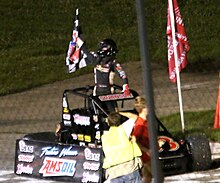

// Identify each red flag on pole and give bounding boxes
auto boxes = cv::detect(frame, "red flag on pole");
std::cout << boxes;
[214,85,220,129]
[167,0,190,82]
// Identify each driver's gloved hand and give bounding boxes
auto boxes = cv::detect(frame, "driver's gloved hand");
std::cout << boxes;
[122,84,130,96]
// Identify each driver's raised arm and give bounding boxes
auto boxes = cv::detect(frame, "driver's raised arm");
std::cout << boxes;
[112,61,130,96]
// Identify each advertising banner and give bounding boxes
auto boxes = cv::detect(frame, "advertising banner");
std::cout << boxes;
[14,139,103,182]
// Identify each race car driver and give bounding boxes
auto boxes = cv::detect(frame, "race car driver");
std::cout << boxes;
[77,38,131,113]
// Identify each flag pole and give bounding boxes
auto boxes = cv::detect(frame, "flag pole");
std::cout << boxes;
[168,0,185,132]
[136,0,164,181]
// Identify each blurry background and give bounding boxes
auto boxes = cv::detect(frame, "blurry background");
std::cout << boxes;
[0,0,219,170]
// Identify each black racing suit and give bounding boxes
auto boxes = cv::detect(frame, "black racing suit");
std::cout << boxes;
[80,45,129,113]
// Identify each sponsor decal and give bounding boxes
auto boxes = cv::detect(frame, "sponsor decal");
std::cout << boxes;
[18,154,34,163]
[63,113,71,120]
[84,148,100,161]
[40,147,59,157]
[62,97,68,108]
[84,135,91,142]
[95,65,109,73]
[81,171,99,183]
[83,162,100,171]
[88,143,96,148]
[93,115,98,122]
[40,146,78,158]
[39,157,76,177]
[158,136,180,152]
[16,164,33,175]
[79,142,86,146]
[71,133,78,140]
[95,131,101,140]
[78,134,84,141]
[73,114,90,126]
[59,146,78,157]
[63,107,69,113]
[19,140,34,153]
[98,93,133,101]
[63,120,71,126]
[94,124,100,129]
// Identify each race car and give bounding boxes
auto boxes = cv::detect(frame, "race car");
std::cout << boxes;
[14,85,212,182]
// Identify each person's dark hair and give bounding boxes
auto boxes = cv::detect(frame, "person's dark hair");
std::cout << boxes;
[107,112,121,127]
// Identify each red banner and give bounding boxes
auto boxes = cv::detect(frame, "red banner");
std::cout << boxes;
[167,0,190,82]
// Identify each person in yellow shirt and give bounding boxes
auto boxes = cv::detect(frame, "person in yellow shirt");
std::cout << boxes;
[101,111,142,183]
[120,96,152,183]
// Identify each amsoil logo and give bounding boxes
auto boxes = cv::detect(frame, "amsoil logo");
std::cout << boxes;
[39,157,76,177]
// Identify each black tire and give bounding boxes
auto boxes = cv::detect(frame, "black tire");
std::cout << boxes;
[23,132,57,142]
[186,134,212,171]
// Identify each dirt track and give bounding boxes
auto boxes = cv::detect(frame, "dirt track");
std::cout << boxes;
[0,61,219,171]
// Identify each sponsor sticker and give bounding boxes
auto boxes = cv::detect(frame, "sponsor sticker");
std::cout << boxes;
[18,154,35,163]
[98,93,133,101]
[83,161,100,171]
[19,140,34,153]
[84,148,100,161]
[158,136,180,152]
[40,147,59,157]
[59,146,78,157]
[78,134,84,141]
[95,131,101,140]
[74,114,90,126]
[84,135,91,142]
[63,107,69,113]
[63,120,71,126]
[82,171,99,183]
[16,164,33,175]
[79,142,86,146]
[71,133,78,140]
[63,114,71,120]
[39,157,76,177]
[88,143,96,148]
